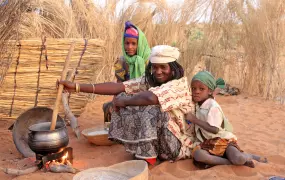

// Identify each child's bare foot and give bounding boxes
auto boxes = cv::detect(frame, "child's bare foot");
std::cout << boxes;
[244,160,255,168]
[251,154,268,163]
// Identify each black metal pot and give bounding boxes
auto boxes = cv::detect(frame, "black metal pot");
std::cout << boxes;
[28,121,69,155]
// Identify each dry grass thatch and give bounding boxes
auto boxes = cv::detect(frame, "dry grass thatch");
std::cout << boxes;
[0,38,105,120]
[0,0,29,85]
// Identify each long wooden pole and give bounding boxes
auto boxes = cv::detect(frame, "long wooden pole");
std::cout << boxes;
[62,69,80,138]
[50,42,75,130]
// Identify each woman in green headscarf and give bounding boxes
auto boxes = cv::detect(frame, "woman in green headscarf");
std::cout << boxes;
[103,21,151,122]
[114,21,151,82]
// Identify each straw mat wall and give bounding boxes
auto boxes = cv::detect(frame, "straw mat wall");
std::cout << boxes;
[0,38,105,121]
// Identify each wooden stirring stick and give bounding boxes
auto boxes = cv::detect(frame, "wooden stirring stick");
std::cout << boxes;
[50,42,75,130]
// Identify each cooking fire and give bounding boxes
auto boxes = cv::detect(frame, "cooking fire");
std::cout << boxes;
[36,147,75,173]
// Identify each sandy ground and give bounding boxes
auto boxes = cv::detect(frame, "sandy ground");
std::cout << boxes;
[0,95,284,180]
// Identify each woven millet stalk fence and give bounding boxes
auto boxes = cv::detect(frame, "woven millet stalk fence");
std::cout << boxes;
[0,38,106,121]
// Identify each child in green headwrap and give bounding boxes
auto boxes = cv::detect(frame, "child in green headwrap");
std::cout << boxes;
[186,71,267,169]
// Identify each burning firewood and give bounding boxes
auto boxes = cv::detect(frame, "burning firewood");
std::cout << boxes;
[48,161,78,173]
[0,149,77,175]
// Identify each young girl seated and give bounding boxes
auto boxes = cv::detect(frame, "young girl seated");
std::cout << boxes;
[186,71,267,168]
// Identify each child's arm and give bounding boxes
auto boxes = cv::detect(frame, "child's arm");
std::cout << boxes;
[185,113,219,134]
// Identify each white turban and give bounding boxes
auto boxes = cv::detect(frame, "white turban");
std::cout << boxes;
[149,45,180,64]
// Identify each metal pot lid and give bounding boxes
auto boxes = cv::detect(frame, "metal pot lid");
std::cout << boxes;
[12,107,64,157]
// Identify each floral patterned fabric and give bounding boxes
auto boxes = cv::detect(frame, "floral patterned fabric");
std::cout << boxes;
[116,76,196,159]
[109,99,182,160]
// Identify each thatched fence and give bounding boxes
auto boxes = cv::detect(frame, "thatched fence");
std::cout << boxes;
[0,38,106,121]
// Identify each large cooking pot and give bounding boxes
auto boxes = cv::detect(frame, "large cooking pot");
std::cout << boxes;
[12,107,65,157]
[28,121,69,155]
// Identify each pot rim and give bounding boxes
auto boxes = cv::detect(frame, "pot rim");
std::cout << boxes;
[28,121,66,132]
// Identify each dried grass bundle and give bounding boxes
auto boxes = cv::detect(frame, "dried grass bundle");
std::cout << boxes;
[0,0,28,85]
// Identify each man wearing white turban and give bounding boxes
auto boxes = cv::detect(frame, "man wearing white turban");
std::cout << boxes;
[58,45,195,165]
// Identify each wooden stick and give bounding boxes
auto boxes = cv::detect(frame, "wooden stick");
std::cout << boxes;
[62,69,80,138]
[0,166,39,176]
[50,42,75,130]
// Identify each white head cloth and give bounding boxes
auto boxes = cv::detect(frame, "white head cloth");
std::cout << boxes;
[150,45,180,64]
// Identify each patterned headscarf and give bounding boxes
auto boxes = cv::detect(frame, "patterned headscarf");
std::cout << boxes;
[124,24,139,39]
[122,21,151,79]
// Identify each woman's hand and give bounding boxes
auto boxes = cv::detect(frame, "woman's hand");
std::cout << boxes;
[113,96,129,108]
[111,96,119,112]
[57,80,76,92]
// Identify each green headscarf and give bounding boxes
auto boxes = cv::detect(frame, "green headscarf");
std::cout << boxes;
[192,71,233,132]
[122,24,151,79]
[192,71,225,90]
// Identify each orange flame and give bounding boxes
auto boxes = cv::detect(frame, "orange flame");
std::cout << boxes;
[61,152,68,162]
